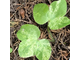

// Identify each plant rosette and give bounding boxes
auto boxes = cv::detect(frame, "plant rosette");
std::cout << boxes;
[33,0,70,30]
[17,24,51,60]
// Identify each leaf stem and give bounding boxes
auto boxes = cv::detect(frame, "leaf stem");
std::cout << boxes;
[47,26,55,42]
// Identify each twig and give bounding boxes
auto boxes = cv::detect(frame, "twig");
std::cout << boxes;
[13,47,18,53]
[48,0,51,4]
[66,8,70,15]
[14,19,32,24]
[33,56,35,60]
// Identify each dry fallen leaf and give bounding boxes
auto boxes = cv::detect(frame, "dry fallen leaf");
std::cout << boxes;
[20,9,25,19]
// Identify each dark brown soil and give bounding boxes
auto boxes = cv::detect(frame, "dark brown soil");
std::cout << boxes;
[10,0,70,60]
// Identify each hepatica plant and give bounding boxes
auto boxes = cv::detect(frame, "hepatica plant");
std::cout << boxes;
[33,0,70,30]
[17,0,70,60]
[17,24,51,60]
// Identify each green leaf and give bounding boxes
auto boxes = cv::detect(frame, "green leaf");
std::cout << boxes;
[18,39,51,60]
[17,24,40,41]
[48,16,70,30]
[33,3,49,24]
[49,0,67,20]
[10,48,12,53]
[18,39,37,58]
[35,39,51,60]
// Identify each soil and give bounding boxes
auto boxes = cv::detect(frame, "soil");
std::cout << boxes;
[10,0,70,60]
